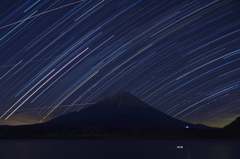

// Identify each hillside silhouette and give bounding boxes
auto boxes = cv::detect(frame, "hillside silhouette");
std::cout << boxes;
[2,92,239,139]
[42,92,208,129]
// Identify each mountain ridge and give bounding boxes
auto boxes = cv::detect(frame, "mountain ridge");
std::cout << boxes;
[223,116,240,131]
[42,92,212,129]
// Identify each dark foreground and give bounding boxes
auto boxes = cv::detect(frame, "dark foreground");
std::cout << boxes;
[0,125,239,139]
[1,139,240,159]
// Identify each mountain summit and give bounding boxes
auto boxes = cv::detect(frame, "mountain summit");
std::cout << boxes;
[43,92,203,128]
[92,91,155,110]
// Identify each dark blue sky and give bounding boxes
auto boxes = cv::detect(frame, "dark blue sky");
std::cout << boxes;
[0,0,239,127]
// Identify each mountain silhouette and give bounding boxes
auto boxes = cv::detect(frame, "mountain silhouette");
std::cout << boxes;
[41,92,208,128]
[221,117,240,138]
[222,117,240,131]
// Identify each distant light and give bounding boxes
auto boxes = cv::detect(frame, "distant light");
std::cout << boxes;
[176,146,183,149]
[185,126,189,128]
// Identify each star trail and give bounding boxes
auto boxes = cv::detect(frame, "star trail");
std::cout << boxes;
[0,0,239,127]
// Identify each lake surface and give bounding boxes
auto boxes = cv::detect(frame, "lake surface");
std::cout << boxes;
[0,139,239,159]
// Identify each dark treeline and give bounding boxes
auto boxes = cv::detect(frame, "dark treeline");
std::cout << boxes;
[0,125,239,139]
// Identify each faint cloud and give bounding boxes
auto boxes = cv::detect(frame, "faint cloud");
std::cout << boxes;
[0,112,55,126]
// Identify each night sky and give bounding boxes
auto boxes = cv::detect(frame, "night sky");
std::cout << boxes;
[0,0,239,127]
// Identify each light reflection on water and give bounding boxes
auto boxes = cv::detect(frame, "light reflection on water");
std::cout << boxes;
[0,139,239,159]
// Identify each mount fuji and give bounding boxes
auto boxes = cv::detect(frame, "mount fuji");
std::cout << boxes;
[41,92,210,129]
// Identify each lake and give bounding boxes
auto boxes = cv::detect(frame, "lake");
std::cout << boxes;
[0,139,239,159]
